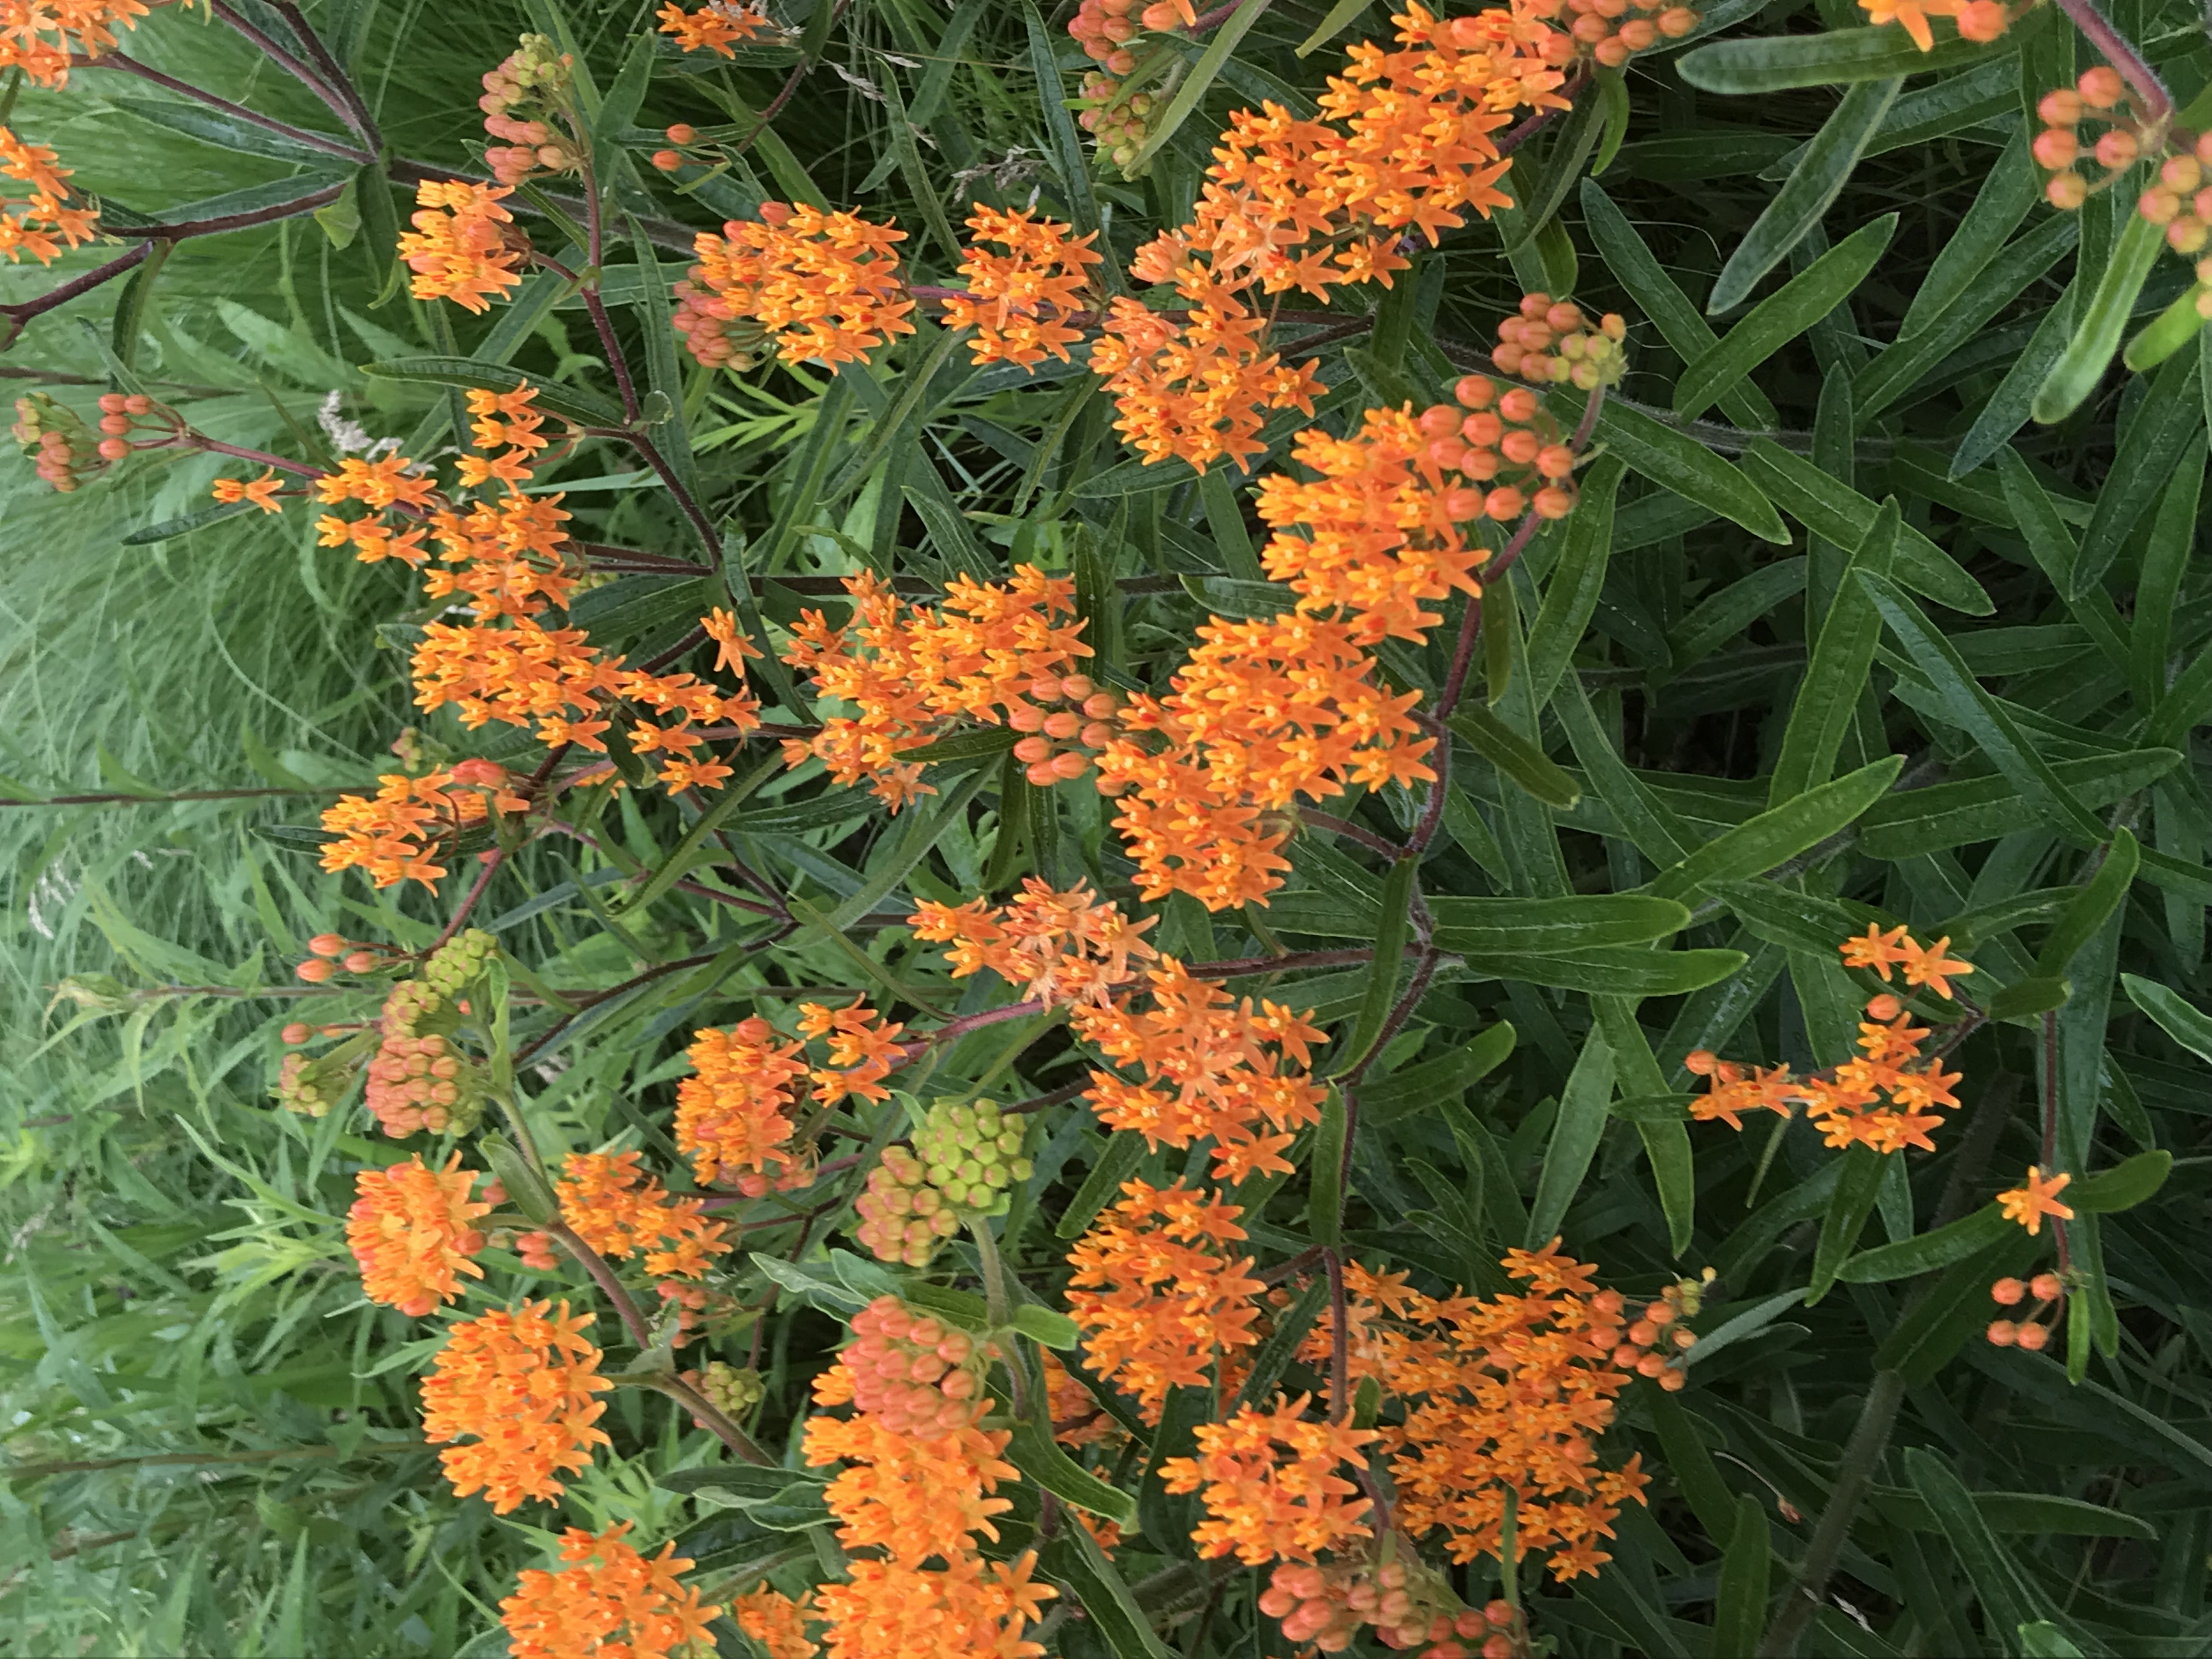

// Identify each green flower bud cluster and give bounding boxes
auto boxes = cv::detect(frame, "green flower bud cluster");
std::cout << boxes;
[273,1032,373,1118]
[686,1360,765,1419]
[421,929,497,1000]
[853,1099,1034,1267]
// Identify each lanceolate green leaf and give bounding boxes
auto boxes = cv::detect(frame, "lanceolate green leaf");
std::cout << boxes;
[1644,755,1903,905]
[2035,204,2165,424]
[1580,179,1779,428]
[1897,127,2039,342]
[2072,346,2203,596]
[1714,1495,1772,1659]
[1839,1206,2011,1283]
[1005,1418,1138,1526]
[2121,975,2212,1064]
[1424,894,1690,953]
[1808,1143,1888,1304]
[1709,80,1901,314]
[1447,706,1582,809]
[1770,498,1898,803]
[1459,946,1747,997]
[1337,856,1416,1073]
[1567,396,1790,543]
[1526,1029,1613,1246]
[1859,572,2108,845]
[1524,453,1622,710]
[2034,829,2138,979]
[1677,214,1895,419]
[1126,0,1275,173]
[1738,438,1991,614]
[1678,28,2006,94]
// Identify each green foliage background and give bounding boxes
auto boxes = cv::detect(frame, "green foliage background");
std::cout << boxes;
[2,1,2210,1656]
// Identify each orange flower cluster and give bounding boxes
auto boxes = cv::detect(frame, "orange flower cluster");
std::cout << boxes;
[1065,1178,1265,1420]
[0,126,98,264]
[943,206,1103,369]
[674,201,915,369]
[1997,1166,2074,1236]
[419,1300,611,1513]
[1071,958,1328,1183]
[911,877,1157,1008]
[733,1589,817,1659]
[656,1,770,55]
[781,567,1093,809]
[1094,612,1434,909]
[795,998,907,1106]
[555,1150,731,1279]
[1859,0,2012,53]
[1090,268,1324,473]
[675,1002,905,1191]
[346,1152,492,1317]
[1688,928,1971,1154]
[292,387,760,843]
[1307,1244,1677,1582]
[803,1365,1055,1658]
[398,180,524,314]
[0,0,151,88]
[318,761,526,889]
[1160,1393,1379,1565]
[499,1523,721,1659]
[1252,380,1577,646]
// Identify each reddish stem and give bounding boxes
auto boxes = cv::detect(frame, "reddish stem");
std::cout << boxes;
[208,0,369,142]
[77,53,370,161]
[2053,0,2172,122]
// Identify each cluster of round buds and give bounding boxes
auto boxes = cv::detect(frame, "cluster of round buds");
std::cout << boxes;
[479,34,579,184]
[1262,1561,1521,1658]
[1428,376,1583,522]
[845,1296,995,1436]
[913,1098,1033,1215]
[1527,0,1700,69]
[12,393,104,492]
[855,1102,1035,1266]
[656,1279,746,1347]
[294,930,407,984]
[1604,1273,1707,1391]
[1068,0,1189,76]
[1075,71,1159,167]
[1492,293,1628,391]
[1987,1271,2066,1351]
[274,1043,365,1119]
[684,1359,766,1419]
[420,927,498,1000]
[90,392,162,463]
[1009,672,1124,787]
[651,122,702,173]
[670,277,770,371]
[2033,69,2168,214]
[855,1148,962,1266]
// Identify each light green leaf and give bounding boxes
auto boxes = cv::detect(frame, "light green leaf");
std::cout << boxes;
[1127,0,1276,173]
[2121,974,2212,1065]
[1678,28,2006,93]
[1447,706,1582,810]
[1527,1030,1614,1245]
[2035,204,2165,424]
[1566,396,1790,544]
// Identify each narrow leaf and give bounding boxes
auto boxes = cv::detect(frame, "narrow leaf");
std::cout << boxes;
[1709,80,1901,314]
[1677,213,1895,418]
[1526,1031,1615,1245]
[1645,755,1903,904]
[2034,205,2165,424]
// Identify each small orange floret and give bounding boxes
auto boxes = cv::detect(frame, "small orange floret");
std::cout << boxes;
[1996,1166,2074,1236]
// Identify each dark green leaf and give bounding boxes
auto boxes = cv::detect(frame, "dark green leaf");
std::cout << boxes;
[1839,1206,2010,1283]
[1057,1133,1147,1239]
[1565,396,1790,544]
[120,498,258,547]
[2069,1148,2172,1214]
[1645,755,1902,904]
[1005,1418,1138,1526]
[1709,81,1901,314]
[1425,894,1690,953]
[1678,213,1894,417]
[1527,1029,1614,1245]
[1809,1143,1887,1304]
[1447,706,1582,809]
[1986,977,2072,1021]
[1714,1494,1771,1659]
[1739,439,1991,614]
[1525,454,1623,709]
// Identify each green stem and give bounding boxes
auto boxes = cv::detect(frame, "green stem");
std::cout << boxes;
[1754,1368,1909,1657]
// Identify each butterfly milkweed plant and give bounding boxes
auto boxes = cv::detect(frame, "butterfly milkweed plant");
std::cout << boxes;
[8,0,2212,1653]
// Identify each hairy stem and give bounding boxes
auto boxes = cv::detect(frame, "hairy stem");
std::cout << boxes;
[1755,1369,1908,1657]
